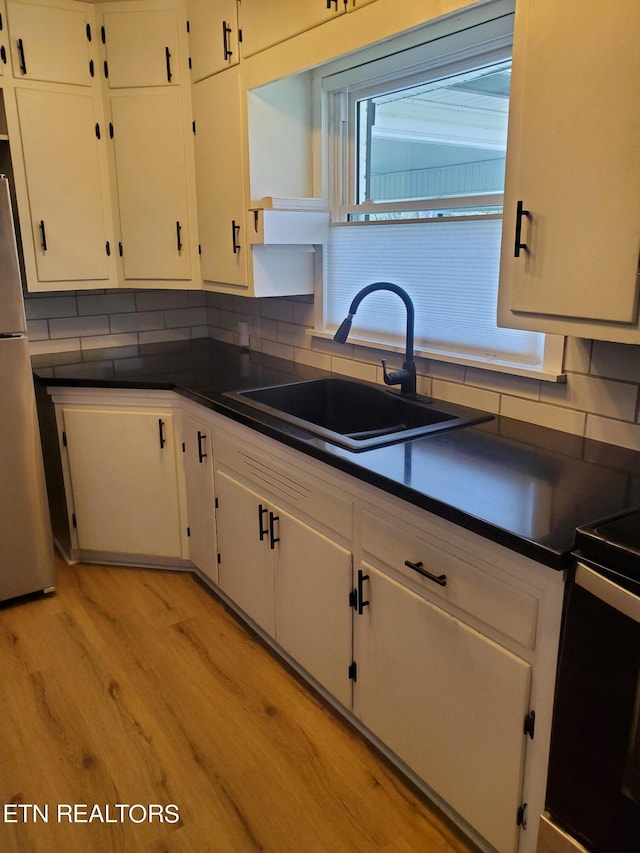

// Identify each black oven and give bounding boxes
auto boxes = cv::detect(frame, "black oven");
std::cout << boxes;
[546,508,640,853]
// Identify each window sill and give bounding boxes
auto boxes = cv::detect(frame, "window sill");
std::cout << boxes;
[309,329,566,383]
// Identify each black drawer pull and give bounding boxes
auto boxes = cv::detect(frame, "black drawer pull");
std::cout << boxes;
[39,220,47,252]
[258,504,268,541]
[357,568,370,615]
[17,37,27,74]
[158,418,166,449]
[197,430,207,463]
[165,46,172,82]
[404,560,447,587]
[231,219,241,254]
[222,20,233,60]
[269,512,279,550]
[514,200,530,258]
[176,220,183,252]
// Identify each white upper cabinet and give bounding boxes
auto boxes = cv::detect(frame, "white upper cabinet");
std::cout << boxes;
[6,0,94,86]
[186,0,239,82]
[15,87,114,287]
[498,0,640,342]
[239,0,346,58]
[110,88,193,282]
[102,6,182,88]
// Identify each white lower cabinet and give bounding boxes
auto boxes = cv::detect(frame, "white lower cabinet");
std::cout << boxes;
[354,562,531,853]
[181,411,218,582]
[51,389,188,562]
[215,457,353,708]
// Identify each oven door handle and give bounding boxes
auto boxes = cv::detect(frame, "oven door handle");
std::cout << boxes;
[576,562,640,623]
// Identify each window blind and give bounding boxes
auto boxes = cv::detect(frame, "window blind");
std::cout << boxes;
[325,219,545,368]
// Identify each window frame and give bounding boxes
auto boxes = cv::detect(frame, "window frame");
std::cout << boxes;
[311,4,565,381]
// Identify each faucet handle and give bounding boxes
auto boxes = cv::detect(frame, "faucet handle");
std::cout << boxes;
[381,359,405,386]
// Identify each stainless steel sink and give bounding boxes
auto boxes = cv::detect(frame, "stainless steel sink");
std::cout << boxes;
[225,377,493,451]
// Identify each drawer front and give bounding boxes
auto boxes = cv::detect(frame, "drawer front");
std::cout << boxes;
[361,510,538,648]
[214,431,353,540]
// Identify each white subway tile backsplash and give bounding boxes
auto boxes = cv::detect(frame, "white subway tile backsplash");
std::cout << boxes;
[21,286,640,452]
[49,315,110,339]
[540,372,638,421]
[586,414,640,452]
[501,395,586,435]
[432,379,501,414]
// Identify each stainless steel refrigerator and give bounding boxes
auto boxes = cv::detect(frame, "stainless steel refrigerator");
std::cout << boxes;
[0,174,56,602]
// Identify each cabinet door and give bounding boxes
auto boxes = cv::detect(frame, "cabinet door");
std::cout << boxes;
[182,414,218,582]
[102,8,181,88]
[239,0,346,58]
[275,507,352,707]
[110,89,192,281]
[354,564,531,853]
[498,0,640,339]
[192,68,247,288]
[16,87,112,285]
[63,408,184,558]
[187,0,238,82]
[7,1,93,86]
[216,471,275,636]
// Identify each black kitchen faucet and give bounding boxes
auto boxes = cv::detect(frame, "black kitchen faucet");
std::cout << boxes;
[333,282,417,397]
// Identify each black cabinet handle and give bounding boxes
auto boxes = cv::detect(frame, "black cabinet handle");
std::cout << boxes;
[269,512,279,550]
[326,0,338,9]
[176,220,182,252]
[39,220,47,252]
[1,45,7,65]
[514,200,530,258]
[222,20,233,60]
[404,559,447,587]
[17,38,27,74]
[158,418,166,449]
[231,219,241,254]
[197,430,207,463]
[258,504,268,541]
[165,46,172,82]
[356,569,370,615]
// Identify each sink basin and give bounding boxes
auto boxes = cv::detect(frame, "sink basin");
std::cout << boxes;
[225,377,493,451]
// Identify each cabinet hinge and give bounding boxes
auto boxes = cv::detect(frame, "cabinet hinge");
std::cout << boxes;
[103,60,109,79]
[105,241,111,256]
[62,431,67,447]
[517,802,528,829]
[524,710,535,739]
[86,23,92,41]
[192,119,196,134]
[95,122,100,140]
[188,57,192,70]
[89,59,94,77]
[186,19,190,33]
[238,28,242,43]
[198,244,202,255]
[348,661,357,682]
[217,553,221,564]
[214,497,219,509]
[109,122,114,139]
[101,25,106,44]
[0,12,3,30]
[72,513,77,529]
[349,588,357,609]
[118,242,123,257]
[181,442,186,452]
[186,527,191,537]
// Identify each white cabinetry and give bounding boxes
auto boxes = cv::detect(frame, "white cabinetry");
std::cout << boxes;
[239,0,346,58]
[498,0,640,342]
[13,86,115,287]
[6,0,93,85]
[186,0,239,82]
[51,389,188,563]
[182,407,218,582]
[102,5,182,88]
[214,429,353,706]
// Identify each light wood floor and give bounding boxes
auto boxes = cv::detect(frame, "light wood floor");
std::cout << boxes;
[0,555,477,853]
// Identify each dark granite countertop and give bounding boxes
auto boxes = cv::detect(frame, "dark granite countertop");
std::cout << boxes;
[33,337,640,571]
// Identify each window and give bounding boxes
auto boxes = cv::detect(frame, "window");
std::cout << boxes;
[315,3,563,380]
